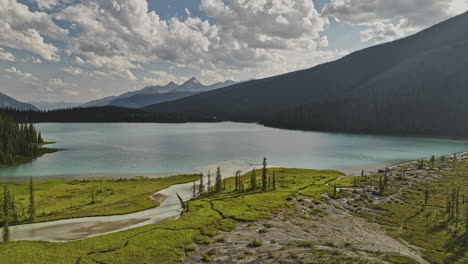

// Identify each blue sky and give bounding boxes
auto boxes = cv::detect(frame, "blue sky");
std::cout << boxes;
[0,0,466,102]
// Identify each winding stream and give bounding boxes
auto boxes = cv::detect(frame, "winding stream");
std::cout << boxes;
[10,160,254,242]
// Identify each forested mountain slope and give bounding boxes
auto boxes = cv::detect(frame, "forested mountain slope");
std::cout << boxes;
[108,92,198,108]
[146,12,468,137]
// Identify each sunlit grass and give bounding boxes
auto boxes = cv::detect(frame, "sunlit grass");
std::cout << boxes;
[0,174,199,223]
[0,168,342,264]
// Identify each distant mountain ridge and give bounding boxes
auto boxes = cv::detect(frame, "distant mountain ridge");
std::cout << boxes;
[109,92,198,108]
[145,11,468,137]
[82,78,236,108]
[0,92,38,111]
[28,101,83,110]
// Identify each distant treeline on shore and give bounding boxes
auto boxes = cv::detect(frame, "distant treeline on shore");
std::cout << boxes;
[0,107,214,123]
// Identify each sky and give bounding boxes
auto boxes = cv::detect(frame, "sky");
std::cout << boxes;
[0,0,467,103]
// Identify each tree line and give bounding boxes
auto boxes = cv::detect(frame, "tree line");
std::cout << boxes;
[190,158,276,202]
[0,107,213,123]
[1,177,36,243]
[0,114,44,165]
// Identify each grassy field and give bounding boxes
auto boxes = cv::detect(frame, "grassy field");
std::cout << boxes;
[0,174,200,223]
[1,162,465,264]
[0,168,342,264]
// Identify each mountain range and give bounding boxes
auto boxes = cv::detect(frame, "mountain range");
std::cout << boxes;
[3,12,468,138]
[0,92,38,111]
[146,11,468,137]
[82,78,236,108]
[28,101,83,110]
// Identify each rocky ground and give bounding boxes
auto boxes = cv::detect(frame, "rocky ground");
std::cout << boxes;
[182,153,468,264]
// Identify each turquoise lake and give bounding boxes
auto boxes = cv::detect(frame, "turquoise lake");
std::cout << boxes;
[0,122,467,177]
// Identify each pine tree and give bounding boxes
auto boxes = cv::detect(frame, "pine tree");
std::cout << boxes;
[0,114,44,166]
[239,173,244,192]
[262,157,267,191]
[2,185,10,243]
[215,167,222,193]
[272,172,276,190]
[198,174,204,196]
[378,176,385,195]
[2,216,9,243]
[423,186,429,211]
[235,171,239,191]
[28,177,36,221]
[268,174,271,189]
[250,169,257,191]
[207,171,211,194]
[192,181,196,198]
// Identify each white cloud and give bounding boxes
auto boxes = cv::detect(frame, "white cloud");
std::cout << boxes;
[53,0,333,83]
[360,19,408,43]
[200,0,327,50]
[199,69,228,84]
[34,0,60,10]
[1,0,351,100]
[75,56,86,66]
[5,67,39,81]
[61,66,83,76]
[322,0,468,43]
[46,78,79,97]
[0,47,15,61]
[144,71,185,86]
[0,0,68,61]
[88,87,103,97]
[318,36,329,48]
[32,57,43,64]
[91,70,106,78]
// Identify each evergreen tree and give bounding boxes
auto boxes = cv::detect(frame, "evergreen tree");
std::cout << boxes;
[207,171,211,194]
[28,177,36,221]
[0,114,44,166]
[272,172,276,190]
[423,186,429,211]
[2,185,10,243]
[250,169,257,191]
[2,216,9,243]
[198,174,204,196]
[239,173,244,192]
[215,167,222,193]
[262,157,267,191]
[192,181,196,198]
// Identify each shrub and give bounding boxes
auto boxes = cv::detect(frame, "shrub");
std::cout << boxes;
[247,240,263,248]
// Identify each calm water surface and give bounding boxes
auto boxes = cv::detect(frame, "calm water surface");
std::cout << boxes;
[0,122,467,177]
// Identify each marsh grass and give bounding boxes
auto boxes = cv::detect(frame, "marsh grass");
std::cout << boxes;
[0,168,342,264]
[0,174,200,223]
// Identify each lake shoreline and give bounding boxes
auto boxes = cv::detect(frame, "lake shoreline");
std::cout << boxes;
[0,147,61,170]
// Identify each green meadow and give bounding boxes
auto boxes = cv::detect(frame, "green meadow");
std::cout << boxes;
[0,174,199,223]
[0,168,342,264]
